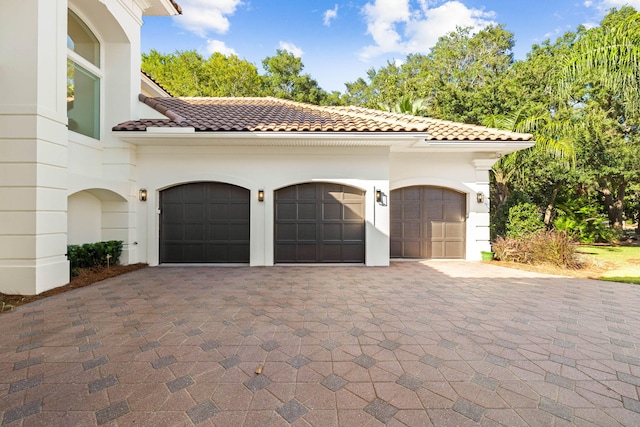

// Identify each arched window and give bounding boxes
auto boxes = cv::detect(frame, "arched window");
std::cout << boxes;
[67,10,101,140]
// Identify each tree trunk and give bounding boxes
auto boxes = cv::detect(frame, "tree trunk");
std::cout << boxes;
[544,182,562,226]
[601,181,626,230]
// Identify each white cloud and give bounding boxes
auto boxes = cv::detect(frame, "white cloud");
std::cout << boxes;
[279,41,304,57]
[587,0,640,11]
[173,0,242,38]
[359,0,496,61]
[204,39,237,56]
[324,4,339,26]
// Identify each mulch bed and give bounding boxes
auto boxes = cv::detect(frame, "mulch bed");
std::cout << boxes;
[0,263,148,312]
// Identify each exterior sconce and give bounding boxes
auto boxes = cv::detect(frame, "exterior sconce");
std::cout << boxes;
[258,189,265,202]
[375,189,386,205]
[139,189,147,202]
[476,192,485,204]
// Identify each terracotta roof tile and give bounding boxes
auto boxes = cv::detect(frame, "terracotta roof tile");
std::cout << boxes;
[113,96,533,142]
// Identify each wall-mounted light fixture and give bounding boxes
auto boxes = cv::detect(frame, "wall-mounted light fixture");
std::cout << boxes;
[476,191,485,204]
[139,189,147,202]
[258,189,265,202]
[376,189,382,203]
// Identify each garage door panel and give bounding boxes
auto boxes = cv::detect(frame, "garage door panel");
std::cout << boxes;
[208,204,229,219]
[230,203,250,220]
[403,221,421,237]
[322,203,342,221]
[230,223,250,240]
[344,203,364,220]
[275,244,296,262]
[343,223,364,241]
[185,224,206,240]
[183,243,205,261]
[162,204,184,220]
[322,223,342,241]
[403,204,421,220]
[276,203,297,220]
[297,244,318,262]
[403,188,421,201]
[184,185,205,201]
[163,224,183,241]
[343,187,363,199]
[298,223,317,240]
[445,223,465,238]
[425,188,443,201]
[390,222,403,237]
[443,204,465,221]
[425,205,442,219]
[276,223,296,241]
[206,244,228,261]
[298,184,318,200]
[391,186,466,259]
[298,203,317,220]
[228,244,250,261]
[185,204,205,220]
[275,183,365,263]
[403,241,421,258]
[431,222,445,239]
[343,244,365,262]
[160,182,250,263]
[208,224,228,240]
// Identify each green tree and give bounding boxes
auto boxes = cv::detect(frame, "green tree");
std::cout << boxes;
[142,50,262,97]
[202,52,262,96]
[261,49,328,104]
[559,7,640,229]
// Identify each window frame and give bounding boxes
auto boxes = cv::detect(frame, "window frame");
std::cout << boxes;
[66,8,103,141]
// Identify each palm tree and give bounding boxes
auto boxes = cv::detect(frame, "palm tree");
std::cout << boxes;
[560,10,640,119]
[559,8,640,229]
[379,96,428,116]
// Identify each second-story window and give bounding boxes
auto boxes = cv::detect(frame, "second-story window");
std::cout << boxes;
[67,10,101,140]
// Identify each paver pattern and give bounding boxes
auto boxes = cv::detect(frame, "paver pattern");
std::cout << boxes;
[1,261,640,426]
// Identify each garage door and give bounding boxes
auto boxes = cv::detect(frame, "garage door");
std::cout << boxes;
[160,182,250,263]
[390,186,466,259]
[275,183,365,263]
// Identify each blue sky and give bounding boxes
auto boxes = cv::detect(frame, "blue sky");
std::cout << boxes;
[141,0,640,92]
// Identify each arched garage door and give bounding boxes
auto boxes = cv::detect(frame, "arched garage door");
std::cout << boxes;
[390,186,466,259]
[160,182,250,263]
[275,183,365,263]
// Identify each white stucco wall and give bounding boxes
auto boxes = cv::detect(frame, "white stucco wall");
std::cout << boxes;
[0,0,152,294]
[68,192,102,244]
[135,145,391,267]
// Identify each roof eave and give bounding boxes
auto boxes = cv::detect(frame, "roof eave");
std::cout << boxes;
[114,130,429,146]
[114,130,534,152]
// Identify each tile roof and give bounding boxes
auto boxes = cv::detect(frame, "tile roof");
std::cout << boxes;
[113,96,533,142]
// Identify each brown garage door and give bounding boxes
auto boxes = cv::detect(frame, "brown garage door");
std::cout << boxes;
[160,182,250,263]
[390,186,466,259]
[275,183,365,263]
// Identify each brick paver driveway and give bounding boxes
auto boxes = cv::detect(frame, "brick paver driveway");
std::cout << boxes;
[1,262,640,426]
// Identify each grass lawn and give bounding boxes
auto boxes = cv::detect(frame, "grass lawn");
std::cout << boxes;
[576,245,640,285]
[491,243,640,285]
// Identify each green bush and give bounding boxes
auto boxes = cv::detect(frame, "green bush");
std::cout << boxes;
[67,240,123,276]
[553,204,621,243]
[506,202,545,239]
[491,191,531,239]
[492,230,579,268]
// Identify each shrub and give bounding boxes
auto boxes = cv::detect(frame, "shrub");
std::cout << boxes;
[491,191,531,239]
[67,240,123,276]
[553,204,621,243]
[492,230,579,268]
[506,203,545,239]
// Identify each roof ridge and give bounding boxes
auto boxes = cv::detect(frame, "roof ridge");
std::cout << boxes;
[138,94,185,122]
